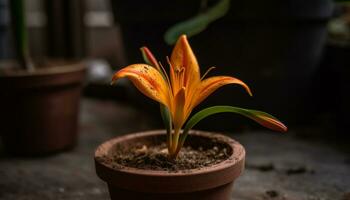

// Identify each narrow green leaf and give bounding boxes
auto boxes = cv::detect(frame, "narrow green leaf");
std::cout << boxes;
[179,106,287,147]
[164,0,230,45]
[160,104,172,135]
[160,104,173,149]
[10,0,34,70]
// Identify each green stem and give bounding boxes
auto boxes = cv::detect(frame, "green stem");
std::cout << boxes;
[173,141,184,159]
[160,104,173,156]
[166,126,173,156]
[173,128,190,158]
[169,128,181,159]
[167,130,172,153]
[10,0,34,70]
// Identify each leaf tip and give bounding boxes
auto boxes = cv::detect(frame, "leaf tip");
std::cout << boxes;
[269,119,288,133]
[280,123,288,132]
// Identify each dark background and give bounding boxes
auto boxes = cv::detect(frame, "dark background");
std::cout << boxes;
[0,0,350,199]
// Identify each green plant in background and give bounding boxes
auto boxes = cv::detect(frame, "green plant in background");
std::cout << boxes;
[328,0,350,45]
[112,35,287,159]
[9,0,34,70]
[164,0,230,45]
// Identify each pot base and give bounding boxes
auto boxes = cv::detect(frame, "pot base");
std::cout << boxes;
[108,182,234,200]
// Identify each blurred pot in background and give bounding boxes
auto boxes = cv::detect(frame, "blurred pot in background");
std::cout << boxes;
[0,0,86,155]
[0,61,85,155]
[320,1,350,138]
[111,0,333,130]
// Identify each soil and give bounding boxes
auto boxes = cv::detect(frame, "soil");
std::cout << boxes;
[107,142,231,172]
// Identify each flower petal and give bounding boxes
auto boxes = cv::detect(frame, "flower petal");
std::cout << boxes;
[173,87,186,130]
[170,35,200,92]
[140,47,160,70]
[191,76,252,108]
[112,64,170,107]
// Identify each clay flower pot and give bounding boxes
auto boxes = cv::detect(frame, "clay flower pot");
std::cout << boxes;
[0,62,86,155]
[95,130,245,200]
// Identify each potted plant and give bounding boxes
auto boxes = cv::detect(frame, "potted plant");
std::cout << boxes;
[0,0,86,155]
[95,35,287,199]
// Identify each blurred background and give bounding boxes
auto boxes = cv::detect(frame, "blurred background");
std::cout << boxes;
[0,0,349,199]
[0,0,348,131]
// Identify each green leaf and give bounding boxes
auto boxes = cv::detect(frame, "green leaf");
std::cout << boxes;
[160,104,172,135]
[160,104,172,149]
[179,106,287,147]
[9,0,34,70]
[164,0,230,45]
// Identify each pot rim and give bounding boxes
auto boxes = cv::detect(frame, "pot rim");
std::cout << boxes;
[0,61,86,89]
[0,61,86,78]
[95,130,245,193]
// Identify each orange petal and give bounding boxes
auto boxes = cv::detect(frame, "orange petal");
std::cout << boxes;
[173,87,186,130]
[112,64,170,107]
[191,76,252,108]
[170,35,200,92]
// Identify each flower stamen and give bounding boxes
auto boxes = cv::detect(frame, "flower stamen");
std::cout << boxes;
[158,61,173,95]
[201,66,216,80]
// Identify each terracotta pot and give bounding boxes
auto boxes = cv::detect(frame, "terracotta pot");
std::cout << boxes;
[95,130,245,200]
[0,62,86,155]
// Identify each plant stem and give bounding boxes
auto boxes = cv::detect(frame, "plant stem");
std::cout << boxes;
[166,128,172,154]
[169,128,181,159]
[173,143,183,159]
[9,0,34,70]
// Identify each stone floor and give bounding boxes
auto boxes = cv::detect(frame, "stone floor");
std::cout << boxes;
[0,98,349,200]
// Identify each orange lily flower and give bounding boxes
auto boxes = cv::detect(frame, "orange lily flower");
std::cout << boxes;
[112,35,252,146]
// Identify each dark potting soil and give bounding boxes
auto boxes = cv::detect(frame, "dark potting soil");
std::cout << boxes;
[107,142,230,172]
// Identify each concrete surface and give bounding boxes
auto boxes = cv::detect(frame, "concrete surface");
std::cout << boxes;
[0,98,349,200]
